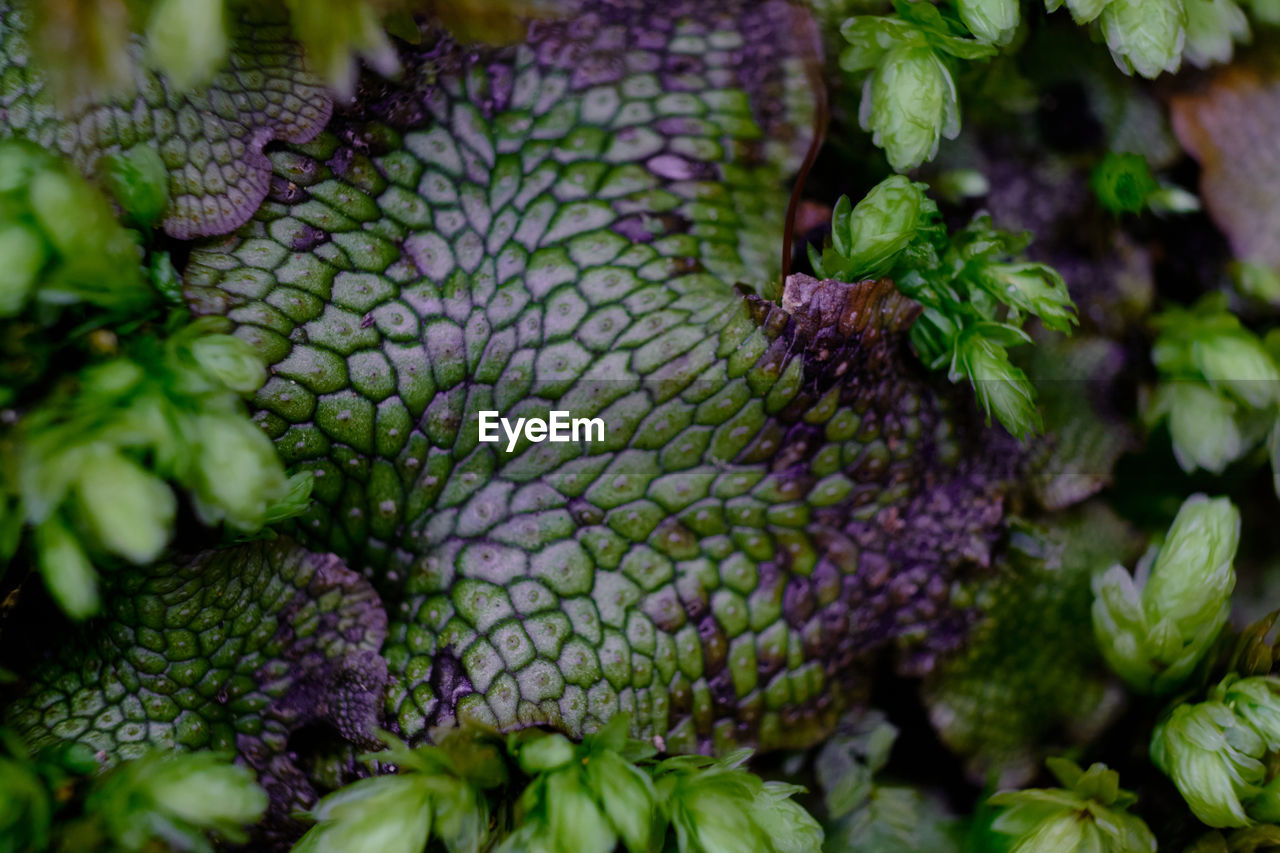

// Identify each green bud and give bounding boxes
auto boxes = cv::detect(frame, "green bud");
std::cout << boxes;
[0,223,49,316]
[76,448,175,564]
[263,471,316,524]
[951,329,1041,439]
[1151,701,1265,828]
[98,145,170,228]
[1182,0,1249,68]
[295,775,433,853]
[990,760,1155,853]
[1192,332,1280,410]
[958,0,1020,44]
[839,16,925,73]
[655,751,784,853]
[754,782,825,853]
[189,414,288,531]
[978,262,1077,333]
[544,768,616,853]
[27,168,114,258]
[1148,382,1245,475]
[515,732,576,774]
[35,518,101,620]
[189,334,268,394]
[585,751,655,853]
[88,752,267,850]
[1215,675,1280,753]
[140,753,268,841]
[1093,494,1238,694]
[145,0,229,90]
[861,47,959,173]
[839,176,932,279]
[1100,0,1186,78]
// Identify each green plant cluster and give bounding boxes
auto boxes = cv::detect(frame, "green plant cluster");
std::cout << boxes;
[0,732,266,853]
[1145,294,1280,490]
[809,174,1077,438]
[988,759,1157,852]
[836,0,1265,174]
[0,140,309,620]
[294,716,822,853]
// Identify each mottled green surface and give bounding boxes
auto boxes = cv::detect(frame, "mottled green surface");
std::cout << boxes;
[6,0,1016,785]
[5,539,386,820]
[0,1,332,238]
[180,0,1015,755]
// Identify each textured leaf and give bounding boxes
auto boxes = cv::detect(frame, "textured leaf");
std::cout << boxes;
[0,1,332,239]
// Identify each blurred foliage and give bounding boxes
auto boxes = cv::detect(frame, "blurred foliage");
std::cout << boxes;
[294,716,823,853]
[0,140,310,620]
[17,0,569,103]
[0,733,265,853]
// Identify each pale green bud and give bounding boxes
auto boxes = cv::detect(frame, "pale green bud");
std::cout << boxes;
[839,16,924,73]
[979,262,1077,333]
[35,517,100,620]
[145,0,228,90]
[1151,701,1265,828]
[189,414,288,531]
[753,782,825,853]
[958,0,1020,44]
[76,448,175,564]
[1092,494,1238,693]
[142,753,268,840]
[263,471,315,524]
[28,169,113,258]
[189,334,267,394]
[544,768,616,853]
[1182,0,1249,68]
[951,330,1041,439]
[515,732,575,774]
[0,223,49,316]
[98,145,170,228]
[295,775,432,853]
[990,760,1155,853]
[1149,382,1245,474]
[1101,0,1186,78]
[838,175,931,279]
[1215,675,1280,753]
[658,752,774,853]
[585,751,656,853]
[860,47,959,173]
[1145,494,1239,624]
[1192,333,1280,410]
